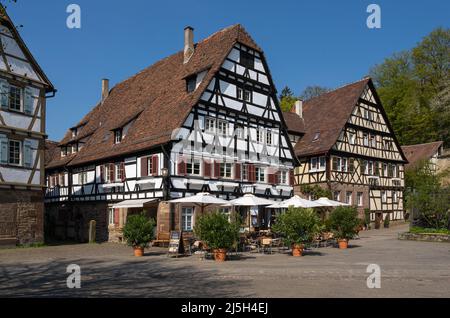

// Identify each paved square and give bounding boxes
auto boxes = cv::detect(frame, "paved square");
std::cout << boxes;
[0,224,449,297]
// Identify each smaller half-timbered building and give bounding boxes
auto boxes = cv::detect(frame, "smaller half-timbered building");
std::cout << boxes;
[284,78,408,228]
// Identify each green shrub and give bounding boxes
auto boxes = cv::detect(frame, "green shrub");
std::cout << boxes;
[384,214,390,228]
[122,213,156,248]
[194,211,240,250]
[328,206,361,240]
[271,207,323,246]
[364,208,371,229]
[409,226,450,235]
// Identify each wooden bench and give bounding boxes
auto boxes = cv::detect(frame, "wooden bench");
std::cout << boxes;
[152,232,170,247]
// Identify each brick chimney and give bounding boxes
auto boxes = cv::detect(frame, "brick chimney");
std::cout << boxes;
[291,99,303,118]
[101,78,109,103]
[183,26,194,64]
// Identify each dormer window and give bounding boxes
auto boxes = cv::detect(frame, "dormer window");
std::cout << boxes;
[114,129,123,144]
[240,50,254,69]
[61,146,67,157]
[186,75,197,93]
[313,132,320,142]
[71,128,77,138]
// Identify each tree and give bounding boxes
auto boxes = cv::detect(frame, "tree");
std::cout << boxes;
[299,85,330,100]
[278,85,297,112]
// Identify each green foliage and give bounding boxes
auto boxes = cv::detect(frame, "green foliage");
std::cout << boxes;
[327,206,361,240]
[405,161,450,229]
[409,226,450,235]
[299,85,330,101]
[364,208,371,228]
[122,213,156,248]
[300,184,331,200]
[271,207,323,245]
[194,211,240,250]
[370,27,450,147]
[384,214,390,228]
[278,85,297,112]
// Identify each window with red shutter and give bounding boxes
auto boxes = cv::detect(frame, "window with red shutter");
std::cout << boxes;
[109,163,115,182]
[248,164,256,182]
[120,162,126,181]
[141,157,148,177]
[234,163,241,181]
[152,155,159,175]
[214,161,220,178]
[178,158,186,175]
[289,169,295,186]
[100,165,105,183]
[203,160,211,177]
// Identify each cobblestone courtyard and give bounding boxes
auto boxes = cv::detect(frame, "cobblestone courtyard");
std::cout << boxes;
[1,224,449,297]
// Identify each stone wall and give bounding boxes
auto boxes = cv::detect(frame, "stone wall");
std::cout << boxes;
[0,189,44,245]
[45,201,109,243]
[398,232,450,243]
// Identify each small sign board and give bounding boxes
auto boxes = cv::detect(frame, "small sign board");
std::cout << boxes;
[168,231,184,256]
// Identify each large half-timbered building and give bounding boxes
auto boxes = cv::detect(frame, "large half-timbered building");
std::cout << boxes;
[284,78,408,228]
[0,8,55,245]
[45,25,296,242]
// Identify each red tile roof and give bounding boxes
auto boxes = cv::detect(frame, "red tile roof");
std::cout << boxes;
[282,111,305,135]
[401,141,443,169]
[46,24,260,169]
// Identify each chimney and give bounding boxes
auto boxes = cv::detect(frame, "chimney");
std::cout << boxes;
[183,26,194,64]
[292,99,303,118]
[101,78,109,103]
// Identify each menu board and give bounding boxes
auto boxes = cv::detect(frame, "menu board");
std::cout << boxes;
[168,231,183,255]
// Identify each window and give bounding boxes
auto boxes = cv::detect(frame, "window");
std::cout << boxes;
[186,75,197,93]
[115,163,125,181]
[313,132,320,142]
[59,173,65,186]
[363,133,369,146]
[71,143,78,153]
[242,164,248,181]
[392,165,398,178]
[105,164,112,183]
[187,159,201,175]
[256,167,266,182]
[361,160,368,174]
[8,140,21,165]
[114,129,122,144]
[266,130,272,145]
[388,164,394,178]
[368,161,373,175]
[61,146,68,157]
[349,158,355,173]
[345,191,352,204]
[237,87,243,100]
[383,163,388,176]
[333,191,341,201]
[279,170,288,184]
[341,158,348,172]
[9,85,22,111]
[220,162,232,178]
[108,208,115,225]
[217,120,229,135]
[374,162,380,176]
[235,124,244,139]
[243,90,251,102]
[205,118,216,133]
[357,192,363,206]
[381,191,387,203]
[319,156,326,170]
[370,134,376,148]
[240,50,254,69]
[393,191,398,203]
[256,129,263,143]
[310,157,318,170]
[349,131,356,145]
[332,157,342,171]
[181,207,193,231]
[237,87,251,102]
[79,172,87,185]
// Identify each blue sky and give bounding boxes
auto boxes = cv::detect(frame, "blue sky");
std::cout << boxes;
[6,0,449,140]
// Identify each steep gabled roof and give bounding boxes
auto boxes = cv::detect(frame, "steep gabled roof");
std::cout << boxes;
[401,141,443,169]
[47,24,261,169]
[293,78,370,157]
[0,6,54,90]
[282,111,305,135]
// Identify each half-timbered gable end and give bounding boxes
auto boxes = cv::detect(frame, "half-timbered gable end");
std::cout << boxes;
[0,7,55,245]
[284,78,408,227]
[45,24,296,242]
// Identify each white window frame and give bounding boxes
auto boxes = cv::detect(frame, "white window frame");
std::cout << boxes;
[345,191,352,204]
[115,163,123,182]
[79,172,87,185]
[381,191,387,203]
[114,129,123,144]
[108,208,115,225]
[349,131,356,145]
[220,162,232,179]
[187,159,201,176]
[256,167,266,182]
[8,139,21,166]
[242,164,249,181]
[205,117,216,134]
[357,192,363,206]
[256,129,263,143]
[104,165,112,183]
[266,130,272,145]
[181,207,194,232]
[8,85,22,112]
[333,191,340,201]
[280,170,288,185]
[363,133,369,146]
[217,120,229,136]
[341,158,348,172]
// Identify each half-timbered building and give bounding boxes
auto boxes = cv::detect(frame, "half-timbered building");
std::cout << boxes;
[0,8,55,245]
[284,78,408,228]
[45,25,296,242]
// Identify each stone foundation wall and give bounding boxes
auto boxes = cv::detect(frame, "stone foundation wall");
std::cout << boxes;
[45,201,109,243]
[0,189,44,245]
[398,232,450,243]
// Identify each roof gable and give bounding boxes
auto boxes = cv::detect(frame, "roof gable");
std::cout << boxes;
[402,141,443,169]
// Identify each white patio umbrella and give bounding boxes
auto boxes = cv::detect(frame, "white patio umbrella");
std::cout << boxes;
[267,195,322,209]
[227,193,275,206]
[168,192,230,213]
[313,197,349,207]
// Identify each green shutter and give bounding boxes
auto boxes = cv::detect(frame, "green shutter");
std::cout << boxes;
[23,140,33,167]
[24,87,34,115]
[0,134,7,164]
[0,79,9,109]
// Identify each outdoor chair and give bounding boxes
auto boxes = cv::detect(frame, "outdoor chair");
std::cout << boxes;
[260,237,273,254]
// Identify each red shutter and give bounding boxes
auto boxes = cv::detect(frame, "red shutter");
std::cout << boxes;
[109,163,115,182]
[120,162,126,181]
[214,161,221,178]
[268,168,275,185]
[178,157,186,175]
[234,163,241,181]
[100,165,105,182]
[203,160,211,177]
[249,164,256,182]
[152,155,159,175]
[114,208,119,225]
[289,169,295,186]
[141,157,148,177]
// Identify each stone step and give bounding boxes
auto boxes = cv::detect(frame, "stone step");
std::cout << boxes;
[0,237,17,247]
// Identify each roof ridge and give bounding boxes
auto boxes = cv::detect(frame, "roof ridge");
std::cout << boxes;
[402,140,444,147]
[305,77,370,103]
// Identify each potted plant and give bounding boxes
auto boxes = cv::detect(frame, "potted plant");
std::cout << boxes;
[328,207,361,249]
[122,212,156,257]
[271,207,322,256]
[194,211,240,262]
[384,214,390,228]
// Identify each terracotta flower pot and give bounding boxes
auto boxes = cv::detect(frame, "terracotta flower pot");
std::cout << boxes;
[213,248,227,262]
[134,246,144,257]
[292,244,304,257]
[338,239,348,249]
